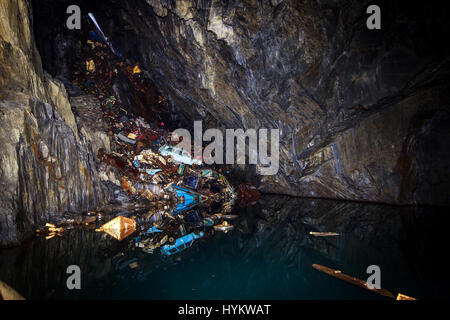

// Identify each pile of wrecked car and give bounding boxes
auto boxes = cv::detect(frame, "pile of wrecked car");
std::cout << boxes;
[34,28,261,258]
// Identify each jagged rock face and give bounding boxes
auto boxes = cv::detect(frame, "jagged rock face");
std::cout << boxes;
[0,0,115,247]
[77,0,448,205]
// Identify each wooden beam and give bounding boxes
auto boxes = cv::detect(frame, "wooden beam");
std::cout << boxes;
[312,264,395,299]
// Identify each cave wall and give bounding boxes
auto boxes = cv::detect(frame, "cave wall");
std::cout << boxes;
[0,0,114,247]
[88,0,449,205]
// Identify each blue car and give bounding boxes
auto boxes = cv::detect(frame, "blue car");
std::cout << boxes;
[161,231,204,256]
[172,185,207,215]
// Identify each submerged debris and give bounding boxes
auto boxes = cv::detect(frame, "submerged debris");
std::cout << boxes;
[396,293,417,300]
[214,221,234,233]
[36,223,65,240]
[312,264,417,300]
[312,263,395,298]
[96,216,136,241]
[0,280,25,300]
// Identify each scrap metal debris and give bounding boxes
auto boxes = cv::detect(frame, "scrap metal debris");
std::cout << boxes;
[41,25,262,257]
[213,221,234,233]
[96,216,137,241]
[25,27,274,289]
[36,223,65,240]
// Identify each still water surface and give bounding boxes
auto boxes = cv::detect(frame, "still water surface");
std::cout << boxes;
[0,195,448,300]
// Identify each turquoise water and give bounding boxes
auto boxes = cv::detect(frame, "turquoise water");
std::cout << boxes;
[0,195,448,300]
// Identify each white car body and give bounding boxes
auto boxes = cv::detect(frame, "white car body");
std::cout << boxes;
[158,145,202,166]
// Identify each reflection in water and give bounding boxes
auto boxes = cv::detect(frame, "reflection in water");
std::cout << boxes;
[0,195,448,300]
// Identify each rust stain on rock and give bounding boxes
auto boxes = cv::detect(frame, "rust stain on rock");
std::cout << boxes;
[79,161,93,197]
[31,141,63,182]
